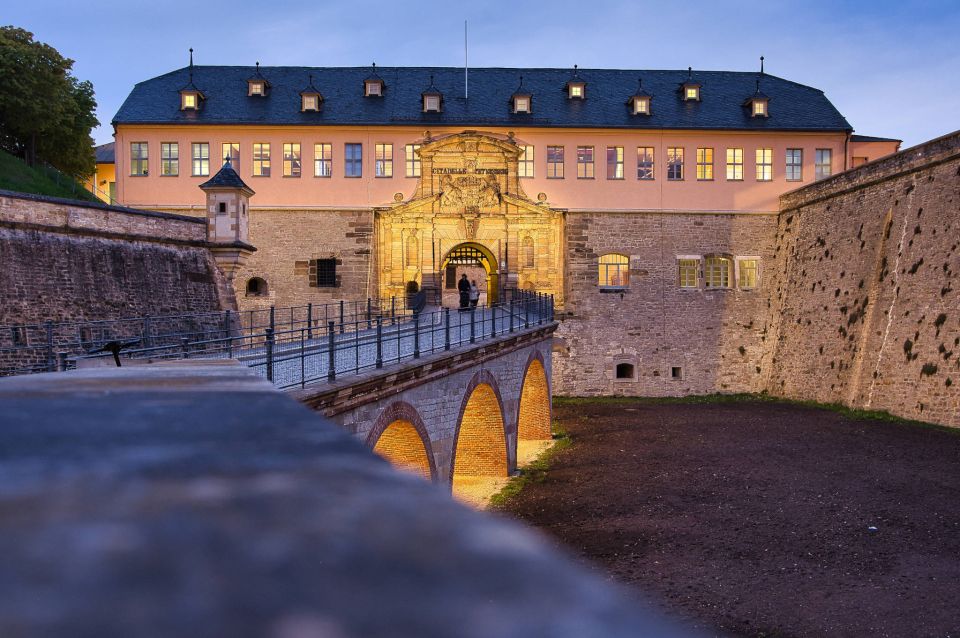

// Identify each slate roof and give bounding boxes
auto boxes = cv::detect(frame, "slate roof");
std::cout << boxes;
[199,159,254,194]
[113,66,852,132]
[94,142,115,164]
[851,134,901,143]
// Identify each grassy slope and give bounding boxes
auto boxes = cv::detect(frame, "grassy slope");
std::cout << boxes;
[0,150,98,201]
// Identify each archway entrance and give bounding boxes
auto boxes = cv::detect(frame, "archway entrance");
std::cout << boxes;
[451,382,508,506]
[372,419,433,480]
[441,242,499,306]
[517,358,552,466]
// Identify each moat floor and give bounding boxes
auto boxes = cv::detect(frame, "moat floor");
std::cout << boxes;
[497,399,960,638]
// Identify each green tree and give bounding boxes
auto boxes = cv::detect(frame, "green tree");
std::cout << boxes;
[0,26,98,179]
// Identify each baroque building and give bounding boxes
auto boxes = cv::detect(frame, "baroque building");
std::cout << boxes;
[111,62,900,396]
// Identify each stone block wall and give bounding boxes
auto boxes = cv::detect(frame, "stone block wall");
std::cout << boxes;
[764,132,960,426]
[554,210,778,396]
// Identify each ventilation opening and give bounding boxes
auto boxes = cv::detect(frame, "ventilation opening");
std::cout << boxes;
[671,366,683,379]
[217,202,227,214]
[246,277,268,297]
[615,363,635,379]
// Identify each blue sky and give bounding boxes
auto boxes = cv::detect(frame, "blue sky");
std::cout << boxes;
[7,0,959,147]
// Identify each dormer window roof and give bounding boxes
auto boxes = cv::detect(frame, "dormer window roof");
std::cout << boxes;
[247,62,270,97]
[421,75,442,113]
[681,66,701,102]
[511,76,532,114]
[566,64,586,99]
[627,78,652,115]
[300,74,323,112]
[364,62,385,97]
[745,79,771,118]
[179,48,204,111]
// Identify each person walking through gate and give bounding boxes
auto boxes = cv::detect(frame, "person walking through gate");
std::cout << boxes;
[469,280,480,309]
[457,273,470,311]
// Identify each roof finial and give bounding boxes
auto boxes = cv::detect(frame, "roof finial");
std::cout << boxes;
[760,55,765,74]
[687,66,692,79]
[573,63,578,77]
[756,78,761,92]
[638,77,642,89]
[188,48,194,82]
[256,61,260,73]
[309,72,313,84]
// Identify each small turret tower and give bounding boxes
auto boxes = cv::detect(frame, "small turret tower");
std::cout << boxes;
[199,159,256,285]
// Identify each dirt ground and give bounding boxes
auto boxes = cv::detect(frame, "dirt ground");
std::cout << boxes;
[497,398,960,638]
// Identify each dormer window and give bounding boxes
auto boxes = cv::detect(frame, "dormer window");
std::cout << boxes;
[632,96,650,115]
[181,91,201,111]
[423,94,441,112]
[681,67,701,102]
[752,99,768,117]
[302,94,320,112]
[513,95,531,113]
[365,80,383,97]
[248,81,265,96]
[568,82,585,99]
[745,79,770,118]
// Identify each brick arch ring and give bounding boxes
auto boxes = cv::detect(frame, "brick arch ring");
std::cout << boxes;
[366,400,438,481]
[517,348,552,436]
[447,368,510,485]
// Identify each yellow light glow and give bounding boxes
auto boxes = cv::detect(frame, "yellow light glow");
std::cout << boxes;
[570,85,583,98]
[182,93,196,109]
[753,101,766,116]
[685,87,699,100]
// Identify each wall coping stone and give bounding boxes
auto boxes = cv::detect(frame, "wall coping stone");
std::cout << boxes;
[0,188,205,223]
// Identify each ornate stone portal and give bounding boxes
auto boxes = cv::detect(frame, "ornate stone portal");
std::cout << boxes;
[376,131,564,305]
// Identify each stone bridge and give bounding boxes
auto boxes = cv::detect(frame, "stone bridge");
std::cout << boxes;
[293,322,556,501]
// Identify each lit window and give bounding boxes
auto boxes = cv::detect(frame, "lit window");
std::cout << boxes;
[130,142,148,176]
[726,148,743,181]
[696,148,714,180]
[786,149,803,181]
[568,83,584,99]
[365,80,382,97]
[599,253,630,288]
[577,146,594,179]
[191,142,209,177]
[314,143,332,177]
[704,256,732,288]
[547,146,564,179]
[637,147,654,180]
[756,148,772,181]
[513,96,530,113]
[678,258,699,288]
[738,258,759,289]
[160,143,178,177]
[405,144,421,177]
[667,147,684,181]
[222,143,240,170]
[607,147,624,180]
[249,81,265,96]
[375,143,393,178]
[181,93,198,110]
[685,87,699,100]
[253,143,271,177]
[522,235,535,268]
[632,96,650,115]
[302,94,320,112]
[283,143,301,177]
[345,143,362,177]
[815,149,832,180]
[423,95,441,112]
[518,145,534,178]
[753,100,767,116]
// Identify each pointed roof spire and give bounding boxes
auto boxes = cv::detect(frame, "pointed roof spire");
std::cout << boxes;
[200,158,255,196]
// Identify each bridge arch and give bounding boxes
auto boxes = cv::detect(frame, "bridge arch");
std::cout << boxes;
[367,401,436,481]
[450,370,509,500]
[516,351,552,466]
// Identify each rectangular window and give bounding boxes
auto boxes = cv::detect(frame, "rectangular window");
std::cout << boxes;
[704,256,732,288]
[283,143,301,177]
[755,148,772,181]
[786,148,803,181]
[726,148,743,180]
[130,142,148,176]
[191,142,210,177]
[637,147,654,180]
[576,146,594,179]
[696,147,714,180]
[375,143,393,178]
[315,259,337,287]
[314,143,332,177]
[678,258,699,288]
[518,145,534,178]
[253,143,271,177]
[222,143,240,170]
[667,147,684,180]
[598,254,630,288]
[160,142,178,176]
[547,145,564,179]
[738,258,760,289]
[606,146,624,180]
[815,148,832,180]
[345,143,362,177]
[405,144,421,177]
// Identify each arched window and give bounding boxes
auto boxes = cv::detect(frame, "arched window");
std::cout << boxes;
[615,363,635,379]
[704,255,733,288]
[598,253,629,288]
[406,235,418,266]
[522,235,535,269]
[246,277,268,297]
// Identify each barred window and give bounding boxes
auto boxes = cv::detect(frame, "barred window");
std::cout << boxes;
[160,142,178,176]
[696,147,714,180]
[598,253,630,288]
[314,143,332,177]
[667,147,684,180]
[283,143,301,177]
[253,143,271,177]
[222,143,240,170]
[577,146,594,179]
[192,142,210,177]
[726,148,743,181]
[547,145,564,179]
[786,149,803,181]
[607,146,624,180]
[738,258,760,289]
[130,142,148,176]
[405,144,421,177]
[375,143,393,178]
[756,148,772,181]
[815,148,832,180]
[345,143,362,177]
[518,145,534,178]
[704,256,732,288]
[637,147,654,180]
[678,258,699,288]
[314,259,337,287]
[522,235,535,268]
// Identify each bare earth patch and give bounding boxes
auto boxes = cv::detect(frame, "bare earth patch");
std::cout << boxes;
[496,398,960,637]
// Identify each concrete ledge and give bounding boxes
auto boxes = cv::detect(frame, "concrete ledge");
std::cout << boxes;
[0,360,692,637]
